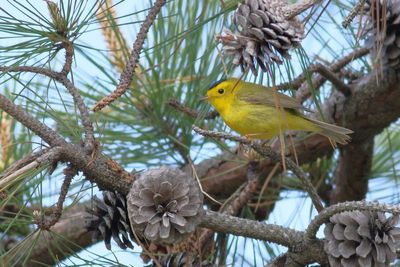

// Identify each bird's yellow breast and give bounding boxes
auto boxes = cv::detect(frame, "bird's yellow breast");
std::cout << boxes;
[218,97,318,139]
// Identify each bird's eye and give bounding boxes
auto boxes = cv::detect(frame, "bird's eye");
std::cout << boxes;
[218,88,224,94]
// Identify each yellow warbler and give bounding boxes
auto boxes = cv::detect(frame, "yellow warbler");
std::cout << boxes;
[204,78,353,145]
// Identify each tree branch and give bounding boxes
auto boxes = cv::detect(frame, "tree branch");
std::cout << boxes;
[35,165,76,230]
[276,48,368,92]
[61,42,74,75]
[329,137,373,204]
[0,64,95,152]
[0,66,59,80]
[283,0,322,19]
[167,98,219,119]
[200,210,304,248]
[305,201,400,239]
[0,149,48,179]
[93,0,166,112]
[58,76,95,152]
[0,94,66,147]
[0,146,64,190]
[0,93,133,194]
[313,63,352,96]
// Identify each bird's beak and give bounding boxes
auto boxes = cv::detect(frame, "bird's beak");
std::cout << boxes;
[199,96,208,102]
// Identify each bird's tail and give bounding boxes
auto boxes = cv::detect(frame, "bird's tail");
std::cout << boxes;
[305,117,353,145]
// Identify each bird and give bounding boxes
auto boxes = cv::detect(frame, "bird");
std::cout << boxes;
[204,78,353,145]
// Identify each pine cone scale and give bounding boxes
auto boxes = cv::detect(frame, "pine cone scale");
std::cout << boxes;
[324,211,400,267]
[127,167,203,244]
[85,190,135,250]
[217,0,305,75]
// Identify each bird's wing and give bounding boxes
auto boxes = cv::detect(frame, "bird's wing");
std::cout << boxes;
[236,83,311,112]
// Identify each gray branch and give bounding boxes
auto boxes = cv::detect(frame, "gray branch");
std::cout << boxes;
[305,201,400,239]
[200,210,304,247]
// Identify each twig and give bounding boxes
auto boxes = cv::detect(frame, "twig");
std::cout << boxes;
[59,77,95,152]
[276,48,368,92]
[93,0,166,112]
[0,66,59,79]
[192,126,324,212]
[199,163,260,250]
[35,165,76,230]
[295,47,369,102]
[0,147,63,190]
[313,63,352,96]
[0,65,95,152]
[58,38,95,152]
[305,201,400,239]
[0,93,66,146]
[168,98,219,119]
[342,0,367,28]
[339,68,364,81]
[61,42,74,75]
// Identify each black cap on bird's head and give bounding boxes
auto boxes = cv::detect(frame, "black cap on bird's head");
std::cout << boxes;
[208,78,227,91]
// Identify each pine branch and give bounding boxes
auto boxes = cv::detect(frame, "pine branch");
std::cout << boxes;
[312,63,352,96]
[0,146,64,190]
[295,47,369,102]
[93,0,166,112]
[0,94,66,147]
[34,165,76,230]
[58,76,95,152]
[276,48,368,92]
[1,49,400,267]
[200,210,304,247]
[0,93,133,194]
[305,201,400,239]
[0,57,95,152]
[168,98,219,120]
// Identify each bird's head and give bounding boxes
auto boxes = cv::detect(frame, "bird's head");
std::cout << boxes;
[203,78,241,113]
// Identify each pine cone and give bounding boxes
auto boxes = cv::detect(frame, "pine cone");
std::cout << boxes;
[127,166,204,244]
[323,210,400,267]
[86,191,134,250]
[217,0,304,75]
[363,0,400,69]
